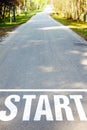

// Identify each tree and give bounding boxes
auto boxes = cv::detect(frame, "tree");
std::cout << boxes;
[0,0,25,21]
[52,0,87,21]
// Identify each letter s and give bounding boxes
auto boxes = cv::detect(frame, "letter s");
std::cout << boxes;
[0,95,20,121]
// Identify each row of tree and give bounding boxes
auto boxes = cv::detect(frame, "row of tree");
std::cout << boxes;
[0,0,25,21]
[0,0,47,22]
[52,0,87,21]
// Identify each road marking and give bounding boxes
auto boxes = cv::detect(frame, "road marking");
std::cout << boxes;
[0,89,87,92]
[0,94,87,121]
[0,89,87,121]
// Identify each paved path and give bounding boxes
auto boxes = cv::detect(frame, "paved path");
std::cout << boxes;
[0,12,87,89]
[0,12,87,130]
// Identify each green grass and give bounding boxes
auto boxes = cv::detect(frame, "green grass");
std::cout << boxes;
[0,12,36,27]
[0,11,37,39]
[51,13,87,40]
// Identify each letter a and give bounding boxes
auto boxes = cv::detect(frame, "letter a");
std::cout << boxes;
[34,95,53,121]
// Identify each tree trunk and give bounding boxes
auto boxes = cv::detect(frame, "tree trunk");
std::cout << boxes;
[0,4,2,19]
[13,6,16,22]
[2,4,6,20]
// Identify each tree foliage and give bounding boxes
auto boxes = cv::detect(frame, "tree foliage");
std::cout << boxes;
[0,0,48,21]
[52,0,87,21]
[0,0,24,20]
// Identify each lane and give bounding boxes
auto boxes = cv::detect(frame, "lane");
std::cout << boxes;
[0,12,87,89]
[0,12,87,130]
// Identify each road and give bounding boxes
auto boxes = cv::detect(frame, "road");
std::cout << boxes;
[0,12,87,130]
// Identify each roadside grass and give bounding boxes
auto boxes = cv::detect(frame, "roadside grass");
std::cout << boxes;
[0,11,36,40]
[51,13,87,40]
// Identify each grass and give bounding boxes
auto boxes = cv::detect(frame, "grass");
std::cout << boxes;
[51,13,87,40]
[0,11,36,40]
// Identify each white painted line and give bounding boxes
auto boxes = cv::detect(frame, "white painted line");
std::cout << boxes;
[0,89,87,92]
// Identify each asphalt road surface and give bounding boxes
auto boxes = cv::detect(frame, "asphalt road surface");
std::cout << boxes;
[0,12,87,130]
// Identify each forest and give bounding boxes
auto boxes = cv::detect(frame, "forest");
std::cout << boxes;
[0,0,87,22]
[52,0,87,22]
[0,0,47,22]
